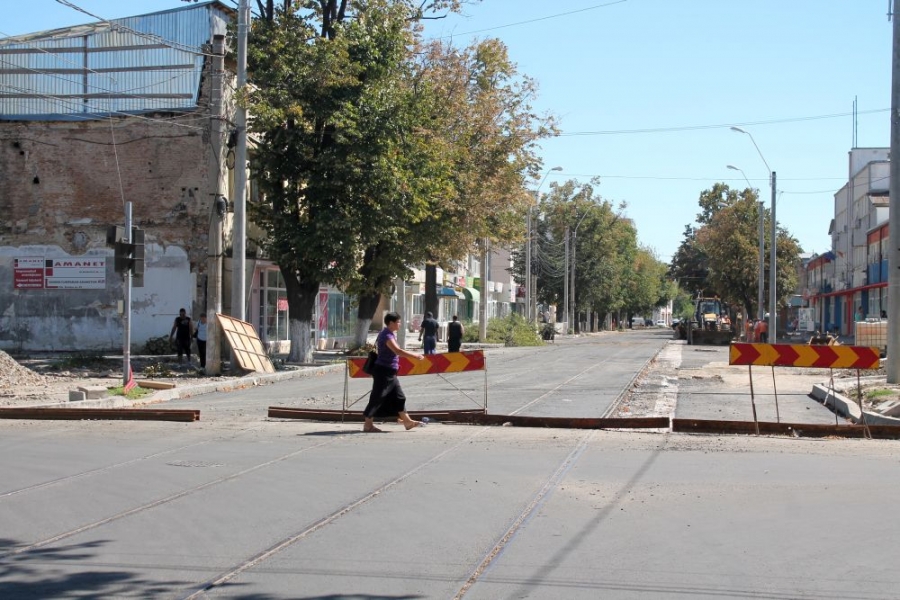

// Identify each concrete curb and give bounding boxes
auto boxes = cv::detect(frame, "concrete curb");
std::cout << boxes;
[811,383,900,427]
[38,362,347,410]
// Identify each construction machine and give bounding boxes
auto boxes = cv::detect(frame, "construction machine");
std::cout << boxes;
[675,295,734,345]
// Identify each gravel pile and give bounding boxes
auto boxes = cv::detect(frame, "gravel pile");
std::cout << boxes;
[0,350,47,389]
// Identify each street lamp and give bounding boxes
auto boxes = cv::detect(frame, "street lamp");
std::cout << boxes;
[526,166,562,323]
[731,127,777,340]
[727,164,765,324]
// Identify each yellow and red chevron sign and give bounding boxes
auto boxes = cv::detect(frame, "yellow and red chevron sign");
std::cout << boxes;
[729,343,880,370]
[348,350,486,378]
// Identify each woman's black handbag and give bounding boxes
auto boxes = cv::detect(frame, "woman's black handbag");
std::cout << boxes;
[362,350,377,375]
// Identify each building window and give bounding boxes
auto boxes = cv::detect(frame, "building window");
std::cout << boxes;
[259,269,288,342]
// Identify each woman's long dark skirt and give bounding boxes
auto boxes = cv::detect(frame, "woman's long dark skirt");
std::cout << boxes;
[363,364,407,418]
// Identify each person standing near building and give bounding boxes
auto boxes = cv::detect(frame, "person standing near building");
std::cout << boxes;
[363,312,425,433]
[418,311,439,355]
[194,313,208,369]
[856,306,865,322]
[170,308,193,363]
[447,315,464,353]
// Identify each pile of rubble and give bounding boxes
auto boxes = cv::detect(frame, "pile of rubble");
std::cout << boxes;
[0,349,47,389]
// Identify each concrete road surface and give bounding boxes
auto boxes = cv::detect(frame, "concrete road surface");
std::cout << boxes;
[1,330,897,599]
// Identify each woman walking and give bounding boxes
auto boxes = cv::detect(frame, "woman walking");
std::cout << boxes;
[363,312,425,433]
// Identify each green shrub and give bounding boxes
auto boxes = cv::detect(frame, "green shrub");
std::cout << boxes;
[485,314,542,347]
[461,321,479,343]
[142,335,173,356]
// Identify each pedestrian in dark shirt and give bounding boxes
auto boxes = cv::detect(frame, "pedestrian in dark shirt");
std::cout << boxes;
[447,314,464,353]
[170,308,193,363]
[363,312,425,433]
[418,311,439,355]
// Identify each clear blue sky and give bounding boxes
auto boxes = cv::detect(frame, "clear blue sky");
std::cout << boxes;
[4,1,893,262]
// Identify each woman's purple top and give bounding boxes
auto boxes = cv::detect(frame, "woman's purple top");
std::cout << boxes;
[375,327,399,370]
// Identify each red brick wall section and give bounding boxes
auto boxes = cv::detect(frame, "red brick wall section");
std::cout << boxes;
[0,116,214,272]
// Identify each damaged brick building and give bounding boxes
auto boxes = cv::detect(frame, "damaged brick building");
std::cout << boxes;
[0,1,240,352]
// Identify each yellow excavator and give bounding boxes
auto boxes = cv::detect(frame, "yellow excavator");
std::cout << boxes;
[675,294,734,345]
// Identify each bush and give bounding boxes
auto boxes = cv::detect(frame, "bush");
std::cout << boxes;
[142,335,173,356]
[485,314,542,347]
[461,321,479,343]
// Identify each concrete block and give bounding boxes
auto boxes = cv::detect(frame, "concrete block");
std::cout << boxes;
[68,390,86,402]
[875,400,900,417]
[77,386,108,400]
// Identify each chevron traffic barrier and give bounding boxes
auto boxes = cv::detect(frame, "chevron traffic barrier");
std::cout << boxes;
[728,342,881,434]
[344,350,488,415]
[347,350,486,378]
[729,342,880,370]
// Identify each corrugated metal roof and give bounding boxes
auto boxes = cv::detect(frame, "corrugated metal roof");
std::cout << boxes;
[0,1,234,121]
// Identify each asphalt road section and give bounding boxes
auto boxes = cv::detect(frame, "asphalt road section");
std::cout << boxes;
[2,330,898,599]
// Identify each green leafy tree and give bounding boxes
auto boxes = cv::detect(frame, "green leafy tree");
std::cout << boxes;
[247,2,423,361]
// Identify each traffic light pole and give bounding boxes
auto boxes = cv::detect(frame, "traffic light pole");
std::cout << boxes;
[123,201,133,388]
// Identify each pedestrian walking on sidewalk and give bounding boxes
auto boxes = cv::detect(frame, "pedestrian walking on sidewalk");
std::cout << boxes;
[447,315,464,353]
[418,311,439,355]
[363,312,425,433]
[170,308,193,363]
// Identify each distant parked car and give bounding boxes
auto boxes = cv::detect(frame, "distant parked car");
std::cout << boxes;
[655,320,666,327]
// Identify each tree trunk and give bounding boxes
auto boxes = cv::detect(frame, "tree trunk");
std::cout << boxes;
[354,291,381,348]
[282,271,318,363]
[425,264,438,317]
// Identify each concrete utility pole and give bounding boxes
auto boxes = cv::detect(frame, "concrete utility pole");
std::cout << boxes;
[396,278,406,348]
[123,202,133,387]
[480,239,489,341]
[231,0,249,322]
[563,226,569,332]
[205,34,227,375]
[888,2,900,382]
[769,171,777,339]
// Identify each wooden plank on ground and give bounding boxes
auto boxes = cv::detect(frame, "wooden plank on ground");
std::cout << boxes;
[449,413,670,429]
[672,418,900,439]
[268,407,667,429]
[268,407,485,422]
[0,408,199,422]
[137,380,176,390]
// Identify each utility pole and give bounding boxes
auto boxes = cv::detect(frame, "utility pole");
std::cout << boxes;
[480,238,489,341]
[123,202,133,387]
[758,200,765,322]
[888,0,900,382]
[231,0,249,322]
[563,226,569,333]
[396,277,406,348]
[205,34,227,375]
[769,171,777,340]
[525,207,533,321]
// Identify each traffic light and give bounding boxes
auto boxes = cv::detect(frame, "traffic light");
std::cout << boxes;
[111,227,145,280]
[131,228,144,276]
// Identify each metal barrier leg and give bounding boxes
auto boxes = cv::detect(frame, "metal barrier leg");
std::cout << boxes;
[856,368,871,439]
[748,365,759,435]
[771,365,780,423]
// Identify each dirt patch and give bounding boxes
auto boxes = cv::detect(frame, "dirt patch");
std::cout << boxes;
[0,350,265,408]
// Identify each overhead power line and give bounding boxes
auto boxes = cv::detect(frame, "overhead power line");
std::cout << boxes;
[446,0,632,37]
[556,108,889,137]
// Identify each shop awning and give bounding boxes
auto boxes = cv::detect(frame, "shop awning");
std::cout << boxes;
[461,287,480,303]
[439,286,462,297]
